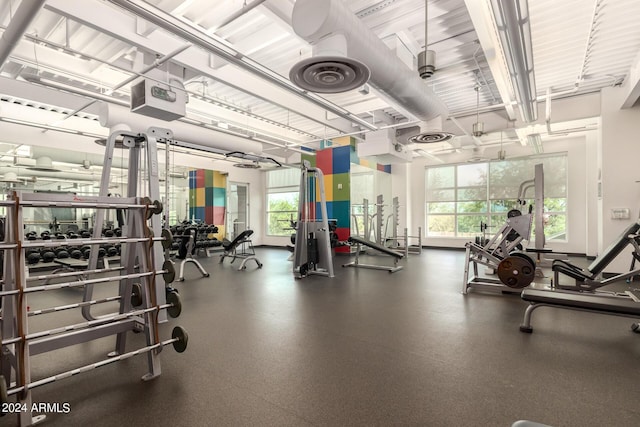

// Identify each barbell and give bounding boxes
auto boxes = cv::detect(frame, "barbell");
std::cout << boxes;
[0,260,176,297]
[2,294,183,346]
[0,326,188,405]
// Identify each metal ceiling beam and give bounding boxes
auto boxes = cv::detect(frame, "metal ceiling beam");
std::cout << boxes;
[0,0,46,67]
[620,49,640,109]
[463,0,516,121]
[43,0,358,136]
[105,0,377,131]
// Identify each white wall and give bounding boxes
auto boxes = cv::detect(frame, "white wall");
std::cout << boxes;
[599,86,640,273]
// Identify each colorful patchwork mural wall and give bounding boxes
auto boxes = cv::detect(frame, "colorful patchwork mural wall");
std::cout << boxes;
[302,137,391,253]
[188,169,226,238]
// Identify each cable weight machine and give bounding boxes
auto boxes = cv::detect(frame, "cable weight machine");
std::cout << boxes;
[293,161,334,279]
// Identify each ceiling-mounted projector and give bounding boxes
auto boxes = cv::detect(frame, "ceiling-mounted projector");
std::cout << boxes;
[131,79,186,121]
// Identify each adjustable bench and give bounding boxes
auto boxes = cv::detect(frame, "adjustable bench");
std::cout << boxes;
[219,229,262,270]
[342,235,404,273]
[552,219,640,290]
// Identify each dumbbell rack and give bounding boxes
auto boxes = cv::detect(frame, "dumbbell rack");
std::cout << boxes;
[0,128,187,426]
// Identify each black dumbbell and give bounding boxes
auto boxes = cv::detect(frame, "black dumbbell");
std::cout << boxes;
[114,228,122,237]
[81,245,91,259]
[55,248,70,259]
[103,229,115,237]
[26,231,37,240]
[70,249,83,259]
[41,251,56,263]
[55,233,66,240]
[105,246,118,257]
[81,230,91,238]
[26,249,41,265]
[67,232,78,239]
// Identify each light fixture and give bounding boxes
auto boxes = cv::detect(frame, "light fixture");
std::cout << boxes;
[472,86,484,137]
[497,131,506,160]
[418,0,436,79]
[233,161,261,169]
[490,0,537,122]
[526,133,543,154]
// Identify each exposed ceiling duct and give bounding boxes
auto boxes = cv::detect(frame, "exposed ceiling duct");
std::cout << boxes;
[290,0,448,122]
[98,103,263,155]
[396,117,454,145]
[26,156,61,172]
[0,172,21,183]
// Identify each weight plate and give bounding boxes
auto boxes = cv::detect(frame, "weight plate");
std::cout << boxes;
[163,260,176,284]
[161,229,173,250]
[152,199,163,215]
[509,251,536,269]
[131,283,143,307]
[171,326,188,353]
[166,290,182,318]
[497,255,535,289]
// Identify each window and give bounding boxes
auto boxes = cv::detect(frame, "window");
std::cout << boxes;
[425,154,568,240]
[266,168,300,236]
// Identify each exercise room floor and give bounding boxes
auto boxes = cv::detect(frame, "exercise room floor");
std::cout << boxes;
[4,248,640,427]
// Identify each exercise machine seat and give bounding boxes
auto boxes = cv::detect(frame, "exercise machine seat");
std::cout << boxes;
[552,219,640,280]
[222,229,254,252]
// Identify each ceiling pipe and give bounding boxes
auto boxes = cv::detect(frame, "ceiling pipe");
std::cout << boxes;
[212,0,268,32]
[106,0,377,131]
[290,0,448,122]
[99,102,264,154]
[0,0,46,67]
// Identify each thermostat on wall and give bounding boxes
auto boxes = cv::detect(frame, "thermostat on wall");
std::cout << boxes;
[611,208,630,220]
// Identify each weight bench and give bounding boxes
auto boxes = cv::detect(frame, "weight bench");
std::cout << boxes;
[176,227,209,281]
[519,288,640,333]
[342,235,404,273]
[219,229,263,270]
[552,219,640,290]
[45,259,90,284]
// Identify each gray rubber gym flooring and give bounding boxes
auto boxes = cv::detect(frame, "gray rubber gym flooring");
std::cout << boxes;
[4,248,640,427]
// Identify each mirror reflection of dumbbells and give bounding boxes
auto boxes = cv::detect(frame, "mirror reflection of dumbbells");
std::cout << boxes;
[24,228,123,265]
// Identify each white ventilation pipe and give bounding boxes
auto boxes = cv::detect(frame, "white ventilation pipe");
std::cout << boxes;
[98,103,263,154]
[0,0,46,67]
[290,0,448,121]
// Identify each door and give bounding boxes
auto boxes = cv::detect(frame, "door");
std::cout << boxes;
[227,182,249,240]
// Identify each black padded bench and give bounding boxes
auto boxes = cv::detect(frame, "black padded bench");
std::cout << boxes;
[519,288,640,333]
[219,229,262,270]
[342,235,404,273]
[552,220,640,289]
